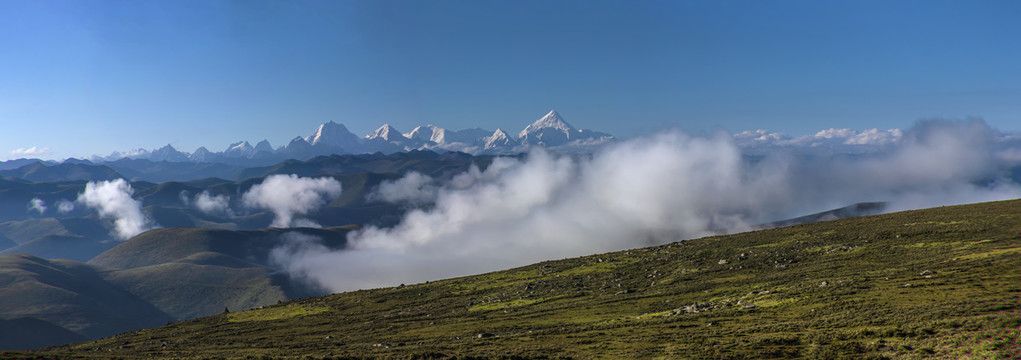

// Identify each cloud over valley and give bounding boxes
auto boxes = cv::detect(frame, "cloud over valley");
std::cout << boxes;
[271,120,1021,292]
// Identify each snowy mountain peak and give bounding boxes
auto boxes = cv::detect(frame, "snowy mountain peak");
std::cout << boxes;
[484,128,514,149]
[535,110,575,130]
[519,110,578,145]
[224,141,256,158]
[404,125,446,144]
[228,141,252,151]
[367,124,407,142]
[306,121,360,149]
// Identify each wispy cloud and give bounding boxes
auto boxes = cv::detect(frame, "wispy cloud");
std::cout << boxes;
[9,146,51,158]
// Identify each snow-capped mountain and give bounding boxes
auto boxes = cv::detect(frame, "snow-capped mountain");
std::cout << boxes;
[224,141,255,158]
[519,110,575,146]
[87,110,617,164]
[367,124,408,143]
[404,125,446,144]
[483,129,515,150]
[306,121,361,151]
[518,110,615,147]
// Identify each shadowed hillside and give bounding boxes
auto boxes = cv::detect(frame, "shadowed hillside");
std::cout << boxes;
[0,254,173,340]
[11,199,1020,359]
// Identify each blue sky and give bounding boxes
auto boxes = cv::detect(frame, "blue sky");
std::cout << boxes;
[1,0,1019,160]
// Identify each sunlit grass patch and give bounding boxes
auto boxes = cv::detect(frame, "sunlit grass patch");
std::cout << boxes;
[226,304,331,322]
[957,247,1021,260]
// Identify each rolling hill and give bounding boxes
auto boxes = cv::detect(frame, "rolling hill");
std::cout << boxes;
[11,199,1019,359]
[0,226,357,350]
[0,254,174,340]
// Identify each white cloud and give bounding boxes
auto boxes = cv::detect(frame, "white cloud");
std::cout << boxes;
[57,199,75,213]
[271,119,1020,293]
[367,172,438,205]
[193,191,232,216]
[9,146,51,158]
[735,127,905,152]
[78,179,157,240]
[241,174,342,228]
[27,198,46,215]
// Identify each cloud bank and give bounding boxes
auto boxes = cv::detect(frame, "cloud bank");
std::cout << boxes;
[274,120,1020,292]
[77,179,157,240]
[241,174,342,228]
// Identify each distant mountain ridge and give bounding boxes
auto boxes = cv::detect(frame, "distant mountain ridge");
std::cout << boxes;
[85,110,615,164]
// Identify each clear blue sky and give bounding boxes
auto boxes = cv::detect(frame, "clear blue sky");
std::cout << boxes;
[1,0,1019,160]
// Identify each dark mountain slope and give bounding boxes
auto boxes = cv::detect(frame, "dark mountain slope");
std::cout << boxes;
[0,233,14,251]
[88,226,354,269]
[0,162,123,182]
[0,234,116,262]
[0,218,71,245]
[0,317,88,350]
[761,201,887,228]
[0,254,173,340]
[0,217,115,261]
[19,199,1019,359]
[103,262,288,320]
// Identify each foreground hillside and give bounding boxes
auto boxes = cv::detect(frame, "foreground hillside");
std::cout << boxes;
[12,200,1021,359]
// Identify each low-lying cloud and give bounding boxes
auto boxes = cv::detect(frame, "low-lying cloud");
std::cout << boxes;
[27,198,46,215]
[241,174,342,228]
[77,179,157,240]
[367,171,438,205]
[57,199,75,213]
[273,119,1021,292]
[194,191,232,216]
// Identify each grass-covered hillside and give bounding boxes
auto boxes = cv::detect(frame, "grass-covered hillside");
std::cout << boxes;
[12,199,1021,359]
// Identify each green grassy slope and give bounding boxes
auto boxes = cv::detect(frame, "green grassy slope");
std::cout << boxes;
[15,199,1021,359]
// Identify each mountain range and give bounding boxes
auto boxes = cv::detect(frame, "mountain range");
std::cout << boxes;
[88,110,614,165]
